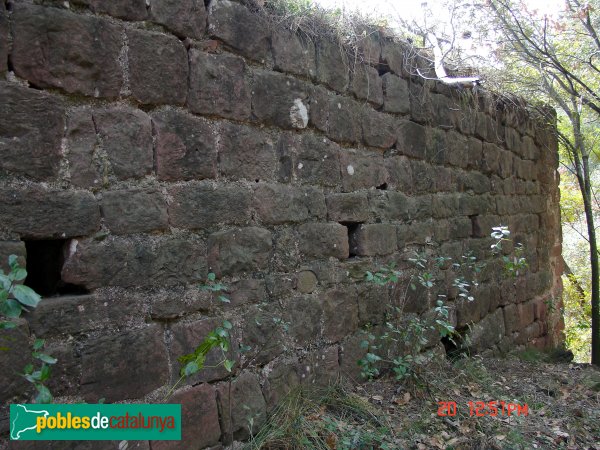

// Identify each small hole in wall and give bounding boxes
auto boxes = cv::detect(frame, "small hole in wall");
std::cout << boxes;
[24,240,89,297]
[470,214,481,238]
[255,179,260,183]
[203,0,211,7]
[376,182,388,190]
[341,222,361,258]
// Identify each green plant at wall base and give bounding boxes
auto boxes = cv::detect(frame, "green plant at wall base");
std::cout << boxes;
[491,226,528,277]
[0,255,56,403]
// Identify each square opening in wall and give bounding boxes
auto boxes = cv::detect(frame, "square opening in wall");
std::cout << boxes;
[23,240,89,297]
[340,222,361,258]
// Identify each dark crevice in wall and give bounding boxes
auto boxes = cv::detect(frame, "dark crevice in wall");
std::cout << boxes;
[24,240,89,297]
[376,182,388,190]
[341,222,361,258]
[470,214,481,238]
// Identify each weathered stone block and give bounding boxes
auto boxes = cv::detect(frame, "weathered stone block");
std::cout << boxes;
[432,193,459,219]
[355,30,381,66]
[66,109,100,188]
[0,3,7,73]
[361,108,397,149]
[208,0,270,63]
[207,227,272,276]
[349,224,397,256]
[468,307,505,352]
[0,187,100,239]
[397,120,426,158]
[315,38,349,92]
[322,288,359,342]
[297,223,349,259]
[385,155,413,193]
[254,183,325,224]
[284,295,323,344]
[339,149,386,192]
[351,65,383,106]
[240,304,285,365]
[381,40,406,75]
[0,241,26,273]
[0,319,30,404]
[152,109,217,182]
[12,4,122,97]
[263,361,301,411]
[296,270,318,294]
[27,295,97,337]
[101,189,168,234]
[94,107,153,180]
[252,70,311,129]
[369,191,411,221]
[169,182,252,229]
[153,384,221,450]
[62,236,206,289]
[150,0,206,39]
[219,122,277,181]
[127,29,188,105]
[80,325,169,401]
[326,193,369,222]
[357,283,389,326]
[456,297,481,327]
[382,73,410,114]
[326,95,363,145]
[0,83,65,180]
[73,0,147,20]
[188,50,251,120]
[272,29,316,79]
[169,318,234,384]
[277,133,342,186]
[217,372,267,442]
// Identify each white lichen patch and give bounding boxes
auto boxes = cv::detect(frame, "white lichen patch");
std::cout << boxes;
[347,165,355,175]
[290,98,309,129]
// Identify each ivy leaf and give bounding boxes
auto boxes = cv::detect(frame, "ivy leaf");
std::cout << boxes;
[34,384,53,404]
[1,299,22,318]
[8,255,19,270]
[207,273,216,282]
[0,321,17,329]
[218,295,231,303]
[0,273,11,290]
[33,339,45,351]
[223,359,234,372]
[12,285,42,308]
[13,268,27,281]
[183,361,200,377]
[32,352,57,365]
[222,320,233,330]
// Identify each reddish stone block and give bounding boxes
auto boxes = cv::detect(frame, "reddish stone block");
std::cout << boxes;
[297,223,349,260]
[100,189,168,234]
[339,149,386,192]
[66,108,100,188]
[150,0,206,39]
[93,107,153,180]
[153,384,221,450]
[188,50,251,120]
[349,224,397,256]
[152,109,217,182]
[168,182,252,229]
[207,227,272,277]
[0,83,65,180]
[80,325,169,402]
[0,187,100,239]
[12,4,122,97]
[322,288,358,342]
[253,183,326,225]
[127,29,188,105]
[326,193,369,223]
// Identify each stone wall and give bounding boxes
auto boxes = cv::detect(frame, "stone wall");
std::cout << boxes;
[0,0,563,448]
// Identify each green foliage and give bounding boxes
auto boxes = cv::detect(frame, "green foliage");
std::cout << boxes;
[178,319,233,377]
[491,226,528,277]
[365,263,401,286]
[200,272,231,303]
[0,255,55,403]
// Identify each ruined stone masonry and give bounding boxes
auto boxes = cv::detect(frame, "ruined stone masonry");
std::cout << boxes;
[0,0,563,448]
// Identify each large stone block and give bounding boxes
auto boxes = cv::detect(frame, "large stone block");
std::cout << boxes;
[207,227,272,276]
[208,0,270,63]
[349,224,397,256]
[169,182,252,229]
[252,70,312,129]
[381,73,410,114]
[263,360,301,411]
[149,0,206,39]
[217,372,267,442]
[12,4,122,97]
[368,191,411,221]
[0,83,65,180]
[0,3,6,73]
[361,108,397,149]
[327,95,363,145]
[93,107,154,180]
[188,50,251,120]
[357,283,389,326]
[254,184,326,224]
[322,288,358,342]
[153,384,221,450]
[152,109,217,181]
[0,187,100,239]
[80,325,169,402]
[66,108,100,188]
[0,241,26,272]
[169,318,234,385]
[467,307,505,352]
[284,294,323,345]
[326,193,369,223]
[73,0,148,20]
[127,29,188,105]
[297,223,349,260]
[397,120,426,159]
[218,122,277,181]
[100,189,168,234]
[351,64,383,106]
[315,38,349,92]
[339,149,387,192]
[277,133,341,186]
[385,155,413,193]
[62,236,206,289]
[272,29,316,79]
